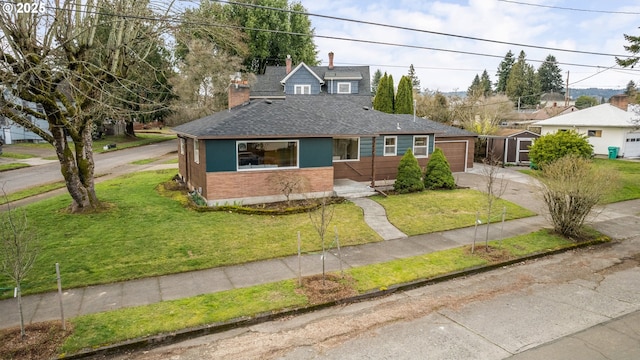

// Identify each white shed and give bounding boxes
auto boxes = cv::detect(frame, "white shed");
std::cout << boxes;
[533,104,640,158]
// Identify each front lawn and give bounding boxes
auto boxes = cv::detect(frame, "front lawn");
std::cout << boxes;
[373,189,536,236]
[0,170,380,296]
[593,158,640,203]
[519,158,640,203]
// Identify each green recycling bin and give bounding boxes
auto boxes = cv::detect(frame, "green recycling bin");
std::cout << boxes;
[608,146,619,159]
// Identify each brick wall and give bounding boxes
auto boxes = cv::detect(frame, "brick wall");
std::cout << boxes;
[205,167,334,204]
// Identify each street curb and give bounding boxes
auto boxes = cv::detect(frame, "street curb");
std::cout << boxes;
[60,238,609,359]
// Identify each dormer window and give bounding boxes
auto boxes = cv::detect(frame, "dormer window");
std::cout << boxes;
[337,82,351,94]
[294,85,311,95]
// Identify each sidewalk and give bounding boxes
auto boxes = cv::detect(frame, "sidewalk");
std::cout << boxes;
[1,166,639,330]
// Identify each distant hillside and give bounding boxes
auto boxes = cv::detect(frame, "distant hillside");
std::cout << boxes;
[440,88,624,101]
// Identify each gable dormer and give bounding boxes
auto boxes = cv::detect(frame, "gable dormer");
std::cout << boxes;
[280,57,324,95]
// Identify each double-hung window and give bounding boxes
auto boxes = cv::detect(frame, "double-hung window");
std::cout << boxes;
[413,136,429,157]
[384,136,397,156]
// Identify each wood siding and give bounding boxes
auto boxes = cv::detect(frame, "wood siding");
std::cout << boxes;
[333,156,430,182]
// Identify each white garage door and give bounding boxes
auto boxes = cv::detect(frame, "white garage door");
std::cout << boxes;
[625,133,640,158]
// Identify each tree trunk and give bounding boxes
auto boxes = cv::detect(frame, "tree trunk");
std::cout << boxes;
[51,121,100,213]
[125,121,136,137]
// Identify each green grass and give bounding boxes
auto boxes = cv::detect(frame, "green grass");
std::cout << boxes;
[0,152,34,159]
[593,158,640,203]
[519,159,640,203]
[93,134,175,153]
[0,181,67,204]
[59,229,591,354]
[372,189,536,236]
[61,280,308,353]
[0,170,381,296]
[130,158,156,165]
[0,163,30,171]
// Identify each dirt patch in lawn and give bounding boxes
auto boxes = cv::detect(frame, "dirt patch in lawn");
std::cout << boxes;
[297,274,359,305]
[0,321,72,360]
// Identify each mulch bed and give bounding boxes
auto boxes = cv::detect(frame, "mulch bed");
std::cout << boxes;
[297,274,359,305]
[0,321,72,360]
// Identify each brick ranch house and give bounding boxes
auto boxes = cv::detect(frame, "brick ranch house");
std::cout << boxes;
[173,53,475,205]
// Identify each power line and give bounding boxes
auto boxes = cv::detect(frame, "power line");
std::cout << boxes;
[497,0,640,15]
[213,0,633,59]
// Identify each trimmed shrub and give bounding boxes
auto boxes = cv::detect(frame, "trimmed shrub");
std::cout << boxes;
[394,148,425,194]
[529,130,593,168]
[424,148,455,189]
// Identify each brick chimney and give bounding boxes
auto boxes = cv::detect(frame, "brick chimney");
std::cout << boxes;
[228,72,250,110]
[610,94,629,110]
[285,54,292,74]
[328,52,334,70]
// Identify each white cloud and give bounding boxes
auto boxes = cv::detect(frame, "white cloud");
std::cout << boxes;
[299,0,640,92]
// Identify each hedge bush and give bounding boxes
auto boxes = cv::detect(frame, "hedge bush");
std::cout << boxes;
[424,148,455,190]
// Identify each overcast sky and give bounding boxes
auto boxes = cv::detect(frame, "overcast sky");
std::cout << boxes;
[296,0,640,93]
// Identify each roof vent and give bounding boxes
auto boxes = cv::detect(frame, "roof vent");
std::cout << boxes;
[363,106,369,110]
[265,100,273,104]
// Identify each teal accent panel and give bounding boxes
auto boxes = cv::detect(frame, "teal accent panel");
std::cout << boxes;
[300,138,332,167]
[429,136,435,155]
[398,135,413,155]
[206,139,237,172]
[360,137,373,157]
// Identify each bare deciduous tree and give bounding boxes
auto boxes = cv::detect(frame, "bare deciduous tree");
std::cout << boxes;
[308,195,335,284]
[480,157,508,252]
[536,155,618,239]
[0,0,174,212]
[0,193,38,339]
[268,172,309,206]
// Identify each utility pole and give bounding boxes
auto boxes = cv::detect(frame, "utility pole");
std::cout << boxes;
[565,71,570,106]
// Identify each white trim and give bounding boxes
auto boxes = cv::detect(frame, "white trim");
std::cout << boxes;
[236,139,299,171]
[337,82,351,94]
[384,136,397,156]
[412,135,429,158]
[332,137,360,162]
[280,62,325,85]
[193,139,199,164]
[294,84,311,95]
[180,138,185,155]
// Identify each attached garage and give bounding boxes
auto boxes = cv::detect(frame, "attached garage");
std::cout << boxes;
[435,138,473,173]
[624,132,640,158]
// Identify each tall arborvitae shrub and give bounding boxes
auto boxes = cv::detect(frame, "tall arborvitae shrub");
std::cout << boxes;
[395,75,413,114]
[424,148,455,189]
[373,73,393,113]
[394,148,424,194]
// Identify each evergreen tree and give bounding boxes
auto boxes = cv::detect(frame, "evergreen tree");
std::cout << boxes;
[424,148,455,190]
[386,74,395,113]
[394,148,425,194]
[373,73,393,113]
[538,54,564,94]
[467,74,481,97]
[616,33,640,68]
[625,80,637,98]
[506,51,540,107]
[395,75,414,114]
[495,50,515,93]
[408,64,421,92]
[371,69,383,96]
[480,70,492,97]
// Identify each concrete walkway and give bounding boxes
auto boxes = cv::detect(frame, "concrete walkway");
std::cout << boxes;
[1,166,639,331]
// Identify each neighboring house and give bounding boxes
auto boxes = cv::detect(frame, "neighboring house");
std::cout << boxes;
[477,129,540,165]
[533,103,640,158]
[504,104,579,131]
[173,53,476,205]
[0,89,49,144]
